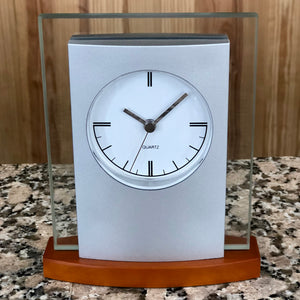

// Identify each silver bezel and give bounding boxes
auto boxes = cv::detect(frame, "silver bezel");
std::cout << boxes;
[86,69,213,190]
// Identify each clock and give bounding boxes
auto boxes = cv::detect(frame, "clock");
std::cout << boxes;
[68,34,230,262]
[86,69,213,190]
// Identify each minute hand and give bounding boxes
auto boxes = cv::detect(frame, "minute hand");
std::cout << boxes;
[154,93,188,125]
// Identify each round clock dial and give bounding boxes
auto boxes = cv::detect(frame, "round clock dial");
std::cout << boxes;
[86,70,213,190]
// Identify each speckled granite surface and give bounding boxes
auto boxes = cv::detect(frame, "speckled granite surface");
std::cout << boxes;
[0,157,299,299]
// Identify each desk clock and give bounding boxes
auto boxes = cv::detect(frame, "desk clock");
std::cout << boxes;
[68,34,229,262]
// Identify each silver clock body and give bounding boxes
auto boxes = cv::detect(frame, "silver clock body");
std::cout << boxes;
[68,35,230,261]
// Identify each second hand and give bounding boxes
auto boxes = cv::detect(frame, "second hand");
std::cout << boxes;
[130,132,148,172]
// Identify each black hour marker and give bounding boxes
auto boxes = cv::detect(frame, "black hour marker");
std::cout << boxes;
[147,72,152,87]
[93,122,111,127]
[189,122,207,127]
[102,145,112,151]
[189,145,199,151]
[172,160,179,170]
[148,160,153,176]
[123,160,129,169]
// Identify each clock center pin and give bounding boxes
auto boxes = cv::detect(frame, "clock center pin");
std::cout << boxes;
[144,119,156,133]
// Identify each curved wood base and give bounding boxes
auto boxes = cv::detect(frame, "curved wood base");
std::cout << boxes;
[43,236,260,287]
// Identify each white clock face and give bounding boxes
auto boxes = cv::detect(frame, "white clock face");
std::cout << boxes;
[86,70,213,190]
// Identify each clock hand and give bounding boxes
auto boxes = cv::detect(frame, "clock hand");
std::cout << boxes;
[129,92,187,173]
[154,93,188,125]
[123,108,146,125]
[130,132,148,172]
[124,108,156,133]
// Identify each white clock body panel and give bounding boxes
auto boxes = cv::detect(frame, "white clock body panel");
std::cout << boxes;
[68,35,230,261]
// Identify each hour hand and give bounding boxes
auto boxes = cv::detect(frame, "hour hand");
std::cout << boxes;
[123,108,146,125]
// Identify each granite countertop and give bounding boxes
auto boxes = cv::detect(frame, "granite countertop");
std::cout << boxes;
[0,157,299,299]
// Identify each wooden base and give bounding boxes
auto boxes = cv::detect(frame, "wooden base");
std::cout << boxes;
[43,236,260,287]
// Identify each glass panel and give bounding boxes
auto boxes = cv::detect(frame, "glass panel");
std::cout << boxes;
[39,13,257,250]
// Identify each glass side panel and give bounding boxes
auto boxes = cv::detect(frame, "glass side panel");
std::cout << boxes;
[39,13,257,250]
